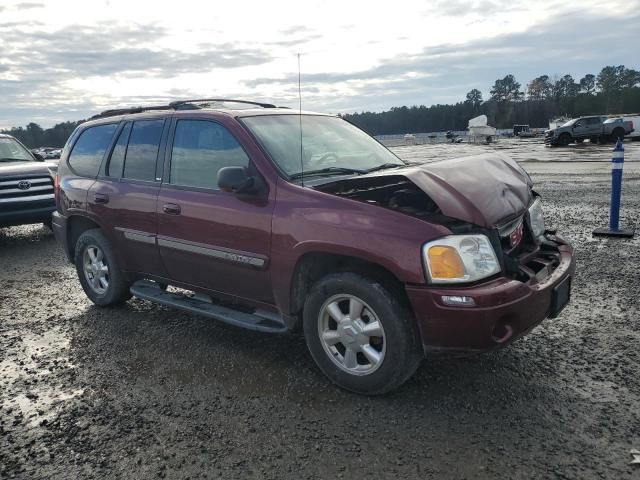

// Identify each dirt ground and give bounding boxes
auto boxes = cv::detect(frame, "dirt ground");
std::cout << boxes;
[1,140,639,479]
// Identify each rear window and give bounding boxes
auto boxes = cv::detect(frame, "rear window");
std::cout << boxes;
[68,124,118,177]
[123,120,164,181]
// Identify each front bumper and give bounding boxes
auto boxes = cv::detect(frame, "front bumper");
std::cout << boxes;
[407,241,575,353]
[0,204,55,228]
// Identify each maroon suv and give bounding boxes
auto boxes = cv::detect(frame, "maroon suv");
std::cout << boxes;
[52,99,575,394]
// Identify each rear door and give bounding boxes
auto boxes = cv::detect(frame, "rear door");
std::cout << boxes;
[586,117,603,137]
[156,117,275,303]
[88,118,169,277]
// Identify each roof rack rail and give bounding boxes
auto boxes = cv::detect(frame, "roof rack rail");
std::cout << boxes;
[90,105,171,120]
[89,98,278,120]
[169,98,277,109]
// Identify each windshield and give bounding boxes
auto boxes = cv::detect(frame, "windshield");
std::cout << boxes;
[561,119,578,127]
[0,137,34,162]
[242,115,404,178]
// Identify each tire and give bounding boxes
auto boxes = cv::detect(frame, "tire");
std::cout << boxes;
[303,273,422,395]
[612,128,625,142]
[43,218,53,230]
[558,133,571,147]
[74,228,131,306]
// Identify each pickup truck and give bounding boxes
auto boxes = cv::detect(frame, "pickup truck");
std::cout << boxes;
[0,133,57,229]
[545,115,634,146]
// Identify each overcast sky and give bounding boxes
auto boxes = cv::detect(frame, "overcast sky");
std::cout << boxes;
[0,0,638,129]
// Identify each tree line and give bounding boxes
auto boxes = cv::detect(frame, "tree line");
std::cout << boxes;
[2,121,83,149]
[2,64,640,147]
[344,65,640,135]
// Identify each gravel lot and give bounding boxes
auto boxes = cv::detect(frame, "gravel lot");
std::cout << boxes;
[1,141,639,479]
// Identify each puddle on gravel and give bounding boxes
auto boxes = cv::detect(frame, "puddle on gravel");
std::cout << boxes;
[0,326,84,426]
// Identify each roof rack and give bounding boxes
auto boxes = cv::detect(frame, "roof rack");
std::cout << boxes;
[90,98,277,120]
[169,98,277,109]
[90,105,172,120]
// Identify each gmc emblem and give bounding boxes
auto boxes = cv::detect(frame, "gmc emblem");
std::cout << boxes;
[509,222,524,248]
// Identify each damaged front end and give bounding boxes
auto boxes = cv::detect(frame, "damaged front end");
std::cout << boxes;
[315,153,568,287]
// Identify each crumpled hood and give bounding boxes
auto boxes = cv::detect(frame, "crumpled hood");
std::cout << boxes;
[322,153,533,228]
[394,153,533,227]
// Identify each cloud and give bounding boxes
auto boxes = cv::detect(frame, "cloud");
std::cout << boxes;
[0,21,275,128]
[1,4,638,128]
[242,9,640,112]
[1,23,273,78]
[15,2,44,9]
[280,25,308,35]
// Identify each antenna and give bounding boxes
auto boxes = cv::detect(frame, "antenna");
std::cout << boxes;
[298,53,304,187]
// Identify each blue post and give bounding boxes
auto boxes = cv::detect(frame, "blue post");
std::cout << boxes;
[593,139,635,238]
[609,139,623,230]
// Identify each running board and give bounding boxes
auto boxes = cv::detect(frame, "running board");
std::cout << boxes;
[130,280,287,333]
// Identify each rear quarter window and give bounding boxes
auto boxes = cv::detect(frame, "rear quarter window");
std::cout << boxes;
[68,124,118,177]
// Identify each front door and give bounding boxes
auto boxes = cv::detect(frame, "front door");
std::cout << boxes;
[572,118,591,138]
[88,118,169,277]
[156,117,275,303]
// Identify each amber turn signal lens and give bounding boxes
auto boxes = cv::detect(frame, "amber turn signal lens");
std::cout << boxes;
[427,246,465,279]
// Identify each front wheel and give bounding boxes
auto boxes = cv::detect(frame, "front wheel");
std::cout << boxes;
[558,133,571,146]
[303,273,422,395]
[74,229,131,306]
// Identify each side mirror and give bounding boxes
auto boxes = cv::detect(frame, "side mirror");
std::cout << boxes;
[217,166,256,194]
[573,123,581,129]
[33,152,45,161]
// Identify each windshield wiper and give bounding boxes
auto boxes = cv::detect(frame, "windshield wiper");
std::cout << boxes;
[365,163,405,173]
[289,167,367,180]
[0,157,31,162]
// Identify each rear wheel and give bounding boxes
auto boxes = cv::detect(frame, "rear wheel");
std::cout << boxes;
[558,133,571,146]
[303,273,422,395]
[74,229,131,306]
[612,128,625,142]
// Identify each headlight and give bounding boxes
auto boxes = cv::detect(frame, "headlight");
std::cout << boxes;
[423,234,501,284]
[528,198,545,238]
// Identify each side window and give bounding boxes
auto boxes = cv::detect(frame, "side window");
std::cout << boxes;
[123,120,164,181]
[68,124,118,177]
[170,120,250,190]
[107,123,132,178]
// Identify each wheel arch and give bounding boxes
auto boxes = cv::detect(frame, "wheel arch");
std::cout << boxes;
[66,214,102,261]
[288,251,412,323]
[612,127,625,139]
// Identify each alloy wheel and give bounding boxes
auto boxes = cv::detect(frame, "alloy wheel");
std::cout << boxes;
[83,245,109,295]
[317,294,386,376]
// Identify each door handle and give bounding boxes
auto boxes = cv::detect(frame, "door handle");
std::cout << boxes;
[163,203,181,215]
[94,193,109,204]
